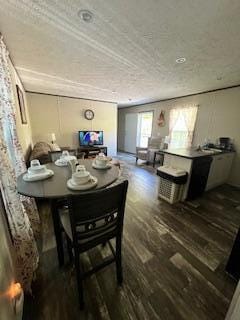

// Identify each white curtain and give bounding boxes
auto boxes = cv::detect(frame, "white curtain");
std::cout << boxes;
[169,108,181,136]
[181,105,198,148]
[169,105,198,148]
[0,35,40,291]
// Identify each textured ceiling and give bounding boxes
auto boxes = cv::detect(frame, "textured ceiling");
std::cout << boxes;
[0,0,240,107]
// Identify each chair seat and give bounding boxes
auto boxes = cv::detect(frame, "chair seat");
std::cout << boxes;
[138,150,148,155]
[136,150,148,161]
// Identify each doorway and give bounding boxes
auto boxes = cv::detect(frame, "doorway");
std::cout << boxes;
[136,111,154,148]
[123,111,153,153]
[124,113,138,153]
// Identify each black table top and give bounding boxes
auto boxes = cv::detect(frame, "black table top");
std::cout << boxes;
[17,160,119,199]
[163,148,234,159]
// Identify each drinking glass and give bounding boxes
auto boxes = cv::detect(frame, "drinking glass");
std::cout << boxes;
[30,159,41,167]
[61,150,69,158]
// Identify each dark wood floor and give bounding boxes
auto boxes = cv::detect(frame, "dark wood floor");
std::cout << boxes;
[23,153,240,320]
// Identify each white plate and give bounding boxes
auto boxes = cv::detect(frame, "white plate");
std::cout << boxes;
[55,160,68,167]
[67,176,98,190]
[23,170,54,182]
[55,156,77,167]
[92,162,111,170]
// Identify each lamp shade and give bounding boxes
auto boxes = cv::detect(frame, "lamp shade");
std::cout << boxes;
[51,133,56,142]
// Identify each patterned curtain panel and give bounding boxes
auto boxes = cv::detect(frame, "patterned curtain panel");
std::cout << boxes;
[0,36,40,291]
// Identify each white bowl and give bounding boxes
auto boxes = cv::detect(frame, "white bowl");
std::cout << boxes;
[72,170,90,185]
[28,165,47,175]
[95,157,109,167]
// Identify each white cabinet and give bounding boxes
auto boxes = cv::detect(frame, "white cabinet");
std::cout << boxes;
[206,153,234,190]
[163,154,193,200]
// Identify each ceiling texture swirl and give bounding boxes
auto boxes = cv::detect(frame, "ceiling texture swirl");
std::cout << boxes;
[0,0,240,107]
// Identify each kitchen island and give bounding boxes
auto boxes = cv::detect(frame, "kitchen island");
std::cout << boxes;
[162,148,235,200]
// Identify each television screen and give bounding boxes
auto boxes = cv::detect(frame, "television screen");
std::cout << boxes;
[79,131,103,146]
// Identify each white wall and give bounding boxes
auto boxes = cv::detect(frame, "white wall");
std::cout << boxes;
[118,87,240,187]
[27,93,118,156]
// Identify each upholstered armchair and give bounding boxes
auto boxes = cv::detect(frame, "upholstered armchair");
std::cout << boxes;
[136,137,165,164]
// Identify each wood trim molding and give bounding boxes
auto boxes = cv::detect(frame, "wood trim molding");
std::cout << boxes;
[26,90,117,105]
[118,84,240,109]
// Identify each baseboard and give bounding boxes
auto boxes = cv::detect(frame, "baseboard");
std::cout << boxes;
[226,182,240,189]
[117,150,136,156]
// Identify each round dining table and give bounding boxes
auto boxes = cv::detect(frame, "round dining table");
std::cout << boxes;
[17,159,119,265]
[17,160,119,198]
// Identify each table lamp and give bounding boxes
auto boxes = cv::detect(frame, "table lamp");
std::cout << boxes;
[51,133,56,144]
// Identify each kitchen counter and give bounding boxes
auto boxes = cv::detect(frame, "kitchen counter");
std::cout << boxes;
[163,148,233,159]
[161,148,235,201]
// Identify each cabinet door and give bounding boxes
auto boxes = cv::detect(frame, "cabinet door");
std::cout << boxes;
[220,153,234,183]
[206,153,234,190]
[206,155,223,190]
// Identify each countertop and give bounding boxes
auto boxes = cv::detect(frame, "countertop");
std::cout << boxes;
[163,148,234,159]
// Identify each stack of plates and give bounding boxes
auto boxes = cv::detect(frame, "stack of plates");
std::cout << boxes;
[55,155,77,167]
[67,176,98,190]
[23,165,54,182]
[92,161,111,170]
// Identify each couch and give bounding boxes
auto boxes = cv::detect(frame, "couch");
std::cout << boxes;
[29,142,52,165]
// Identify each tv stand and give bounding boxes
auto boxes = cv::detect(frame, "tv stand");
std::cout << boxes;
[78,146,107,158]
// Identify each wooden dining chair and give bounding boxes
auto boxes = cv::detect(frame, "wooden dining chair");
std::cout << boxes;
[59,180,128,308]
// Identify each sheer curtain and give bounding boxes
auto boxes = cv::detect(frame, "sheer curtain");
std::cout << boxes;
[181,105,198,148]
[169,108,181,138]
[0,35,40,291]
[169,105,198,148]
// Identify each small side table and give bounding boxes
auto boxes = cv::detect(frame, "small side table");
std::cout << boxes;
[153,150,164,167]
[78,146,108,158]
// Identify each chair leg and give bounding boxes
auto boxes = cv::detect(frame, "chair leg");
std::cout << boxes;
[66,237,73,262]
[51,200,64,266]
[74,250,84,309]
[116,236,123,285]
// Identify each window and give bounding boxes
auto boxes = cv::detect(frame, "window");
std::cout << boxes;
[137,111,153,147]
[169,106,198,149]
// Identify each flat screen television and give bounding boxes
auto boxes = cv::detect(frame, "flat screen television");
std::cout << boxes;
[79,131,103,146]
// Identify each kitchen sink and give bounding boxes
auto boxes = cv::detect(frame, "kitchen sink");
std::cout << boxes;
[201,150,215,154]
[202,148,222,154]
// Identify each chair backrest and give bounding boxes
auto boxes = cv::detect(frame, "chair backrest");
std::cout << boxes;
[49,149,77,162]
[148,137,163,149]
[77,151,85,160]
[67,180,128,248]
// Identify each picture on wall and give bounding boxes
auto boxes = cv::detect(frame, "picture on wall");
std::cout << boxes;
[16,84,27,124]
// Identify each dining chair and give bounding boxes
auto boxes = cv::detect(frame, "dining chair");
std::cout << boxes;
[48,149,77,162]
[59,180,128,308]
[77,151,85,160]
[136,136,165,164]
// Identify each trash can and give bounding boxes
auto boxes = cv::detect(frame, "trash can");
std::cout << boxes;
[157,165,188,204]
